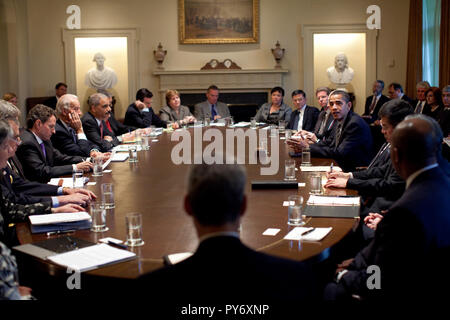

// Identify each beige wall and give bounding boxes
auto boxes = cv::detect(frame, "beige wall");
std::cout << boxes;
[3,0,410,117]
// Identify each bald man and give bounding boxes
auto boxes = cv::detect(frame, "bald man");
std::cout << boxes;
[325,117,450,303]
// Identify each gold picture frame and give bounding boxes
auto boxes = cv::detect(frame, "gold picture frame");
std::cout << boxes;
[179,0,259,44]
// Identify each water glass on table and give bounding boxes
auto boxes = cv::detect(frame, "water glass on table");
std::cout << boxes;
[90,203,108,232]
[284,159,296,181]
[92,157,103,176]
[141,134,150,150]
[250,117,257,129]
[101,183,115,209]
[278,120,286,134]
[301,146,311,166]
[72,170,83,188]
[129,145,138,163]
[287,195,304,226]
[125,212,144,247]
[310,173,322,194]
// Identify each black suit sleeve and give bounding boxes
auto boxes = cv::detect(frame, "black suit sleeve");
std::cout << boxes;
[51,126,93,157]
[82,117,118,152]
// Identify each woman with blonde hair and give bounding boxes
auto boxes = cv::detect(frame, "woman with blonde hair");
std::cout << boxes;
[160,90,196,128]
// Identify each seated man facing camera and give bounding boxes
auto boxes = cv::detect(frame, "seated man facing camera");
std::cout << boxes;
[135,162,316,303]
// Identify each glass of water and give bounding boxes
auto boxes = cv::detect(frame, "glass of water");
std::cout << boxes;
[125,212,144,247]
[285,129,292,142]
[287,195,304,226]
[301,146,311,166]
[278,120,286,134]
[72,170,83,188]
[141,134,150,150]
[310,173,323,194]
[92,156,103,177]
[128,145,138,163]
[284,159,296,181]
[90,203,108,232]
[250,117,257,129]
[269,125,278,138]
[101,183,115,209]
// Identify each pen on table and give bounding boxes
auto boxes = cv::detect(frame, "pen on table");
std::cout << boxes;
[330,162,334,173]
[107,241,128,250]
[46,229,76,236]
[300,228,315,236]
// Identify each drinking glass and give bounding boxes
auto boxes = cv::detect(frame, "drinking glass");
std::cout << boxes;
[92,157,103,177]
[250,117,257,129]
[310,173,323,194]
[72,170,83,188]
[128,145,138,163]
[284,159,296,181]
[301,147,311,166]
[90,203,108,232]
[125,213,144,247]
[101,183,115,209]
[287,195,304,226]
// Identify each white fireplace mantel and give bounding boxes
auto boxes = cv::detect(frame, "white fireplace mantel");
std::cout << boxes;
[153,69,289,105]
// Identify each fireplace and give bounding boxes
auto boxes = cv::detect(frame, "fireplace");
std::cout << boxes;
[180,92,268,122]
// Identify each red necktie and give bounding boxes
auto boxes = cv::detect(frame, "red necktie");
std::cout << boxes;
[106,119,113,132]
[100,122,104,139]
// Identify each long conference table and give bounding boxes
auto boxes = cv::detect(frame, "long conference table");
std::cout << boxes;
[15,125,358,295]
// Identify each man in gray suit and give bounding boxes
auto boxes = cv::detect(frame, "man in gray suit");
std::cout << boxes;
[194,85,231,121]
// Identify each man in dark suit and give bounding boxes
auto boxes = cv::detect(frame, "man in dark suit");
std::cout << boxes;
[325,117,450,302]
[362,80,390,124]
[81,93,120,152]
[43,82,67,110]
[325,100,413,202]
[51,94,104,158]
[287,90,319,132]
[412,81,431,114]
[124,88,166,128]
[16,105,92,183]
[194,85,231,121]
[313,87,335,139]
[136,162,316,303]
[387,83,413,106]
[288,90,373,172]
[0,113,94,207]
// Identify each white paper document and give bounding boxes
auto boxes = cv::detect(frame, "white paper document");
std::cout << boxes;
[29,211,91,225]
[284,227,332,242]
[307,195,360,206]
[262,228,281,236]
[233,122,250,128]
[48,243,136,272]
[299,166,341,172]
[110,153,129,162]
[48,177,88,188]
[113,144,142,152]
[210,122,226,127]
[165,252,193,265]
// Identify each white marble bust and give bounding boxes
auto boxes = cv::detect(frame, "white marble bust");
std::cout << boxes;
[326,53,354,86]
[85,52,118,90]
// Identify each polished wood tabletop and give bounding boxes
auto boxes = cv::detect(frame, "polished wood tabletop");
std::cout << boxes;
[16,126,357,280]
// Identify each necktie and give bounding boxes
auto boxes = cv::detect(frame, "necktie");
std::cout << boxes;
[318,111,330,136]
[99,122,104,139]
[415,101,424,114]
[106,119,113,132]
[334,122,343,147]
[69,127,77,143]
[40,142,47,159]
[211,104,217,120]
[369,96,377,114]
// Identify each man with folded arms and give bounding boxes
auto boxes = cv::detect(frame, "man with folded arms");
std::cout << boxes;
[16,105,92,183]
[325,117,450,303]
[81,93,120,152]
[288,90,372,172]
[136,162,316,303]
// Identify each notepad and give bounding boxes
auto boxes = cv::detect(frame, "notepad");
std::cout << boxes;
[113,144,142,152]
[48,177,89,188]
[307,195,360,206]
[300,166,341,172]
[47,243,136,272]
[110,153,129,162]
[29,212,91,225]
[284,227,332,241]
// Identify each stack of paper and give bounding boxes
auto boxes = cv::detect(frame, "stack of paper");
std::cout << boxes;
[48,243,136,272]
[29,212,92,234]
[48,177,89,188]
[300,166,341,172]
[307,195,360,206]
[233,122,251,128]
[113,144,142,152]
[284,227,332,242]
